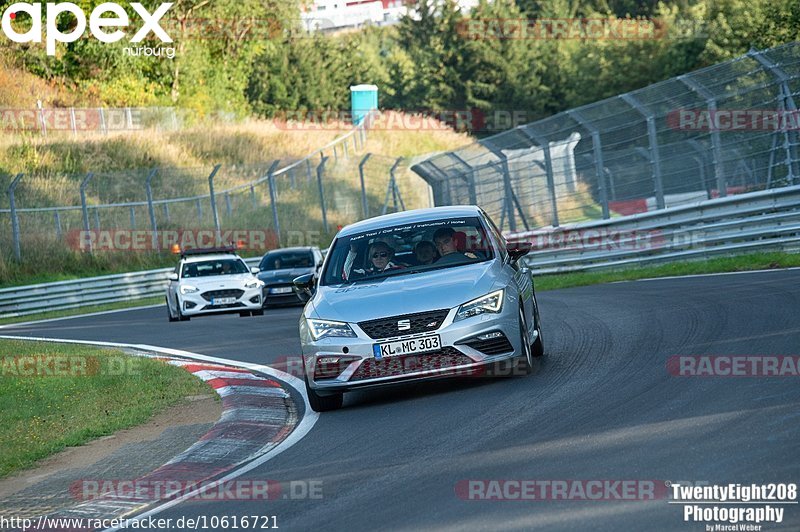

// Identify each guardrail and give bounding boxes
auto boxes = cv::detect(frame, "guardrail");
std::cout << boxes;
[2,186,799,319]
[510,185,800,275]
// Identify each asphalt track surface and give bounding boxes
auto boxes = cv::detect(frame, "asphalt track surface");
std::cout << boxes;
[4,270,800,531]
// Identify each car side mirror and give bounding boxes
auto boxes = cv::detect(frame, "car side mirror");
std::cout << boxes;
[316,260,323,269]
[506,241,533,263]
[250,267,260,274]
[293,273,316,303]
[168,272,178,281]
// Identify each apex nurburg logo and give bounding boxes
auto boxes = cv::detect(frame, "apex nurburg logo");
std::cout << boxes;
[1,2,174,56]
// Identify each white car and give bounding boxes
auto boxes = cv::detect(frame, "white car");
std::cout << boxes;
[166,247,265,322]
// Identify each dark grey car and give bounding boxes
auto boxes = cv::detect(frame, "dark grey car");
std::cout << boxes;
[258,247,323,306]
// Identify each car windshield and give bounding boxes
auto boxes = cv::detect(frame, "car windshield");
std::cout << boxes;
[182,258,249,278]
[259,250,314,271]
[321,216,494,286]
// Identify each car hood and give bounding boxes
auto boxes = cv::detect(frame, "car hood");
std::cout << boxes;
[258,268,314,284]
[310,261,501,322]
[182,274,255,290]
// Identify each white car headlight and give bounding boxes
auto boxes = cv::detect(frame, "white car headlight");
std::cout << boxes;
[180,285,200,295]
[454,289,504,322]
[307,319,357,340]
[244,280,264,289]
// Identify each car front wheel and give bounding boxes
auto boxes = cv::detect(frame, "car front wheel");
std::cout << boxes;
[304,376,343,412]
[515,307,534,375]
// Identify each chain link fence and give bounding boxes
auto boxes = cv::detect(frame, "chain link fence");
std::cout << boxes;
[412,42,800,233]
[0,125,373,262]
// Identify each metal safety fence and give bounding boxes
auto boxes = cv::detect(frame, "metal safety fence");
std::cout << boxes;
[0,123,371,262]
[412,42,800,233]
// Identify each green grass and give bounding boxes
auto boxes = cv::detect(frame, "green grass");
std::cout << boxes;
[533,251,800,291]
[0,339,215,478]
[0,297,163,326]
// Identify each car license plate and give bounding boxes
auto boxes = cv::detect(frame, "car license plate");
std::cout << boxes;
[373,335,441,360]
[270,287,293,294]
[211,297,236,305]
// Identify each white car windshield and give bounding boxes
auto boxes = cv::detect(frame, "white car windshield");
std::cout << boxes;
[321,217,495,286]
[182,258,248,278]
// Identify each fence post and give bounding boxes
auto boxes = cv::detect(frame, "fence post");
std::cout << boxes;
[390,157,405,211]
[289,167,296,189]
[450,153,478,205]
[80,172,94,252]
[267,160,282,246]
[621,93,665,209]
[678,75,728,198]
[306,159,313,183]
[195,198,203,222]
[481,141,517,231]
[94,208,101,231]
[145,168,159,251]
[8,174,23,261]
[224,192,232,218]
[54,210,62,240]
[37,100,47,137]
[748,49,799,185]
[567,110,611,219]
[358,153,372,218]
[316,157,329,233]
[516,127,556,228]
[342,138,349,159]
[162,202,170,223]
[130,206,136,228]
[333,144,339,163]
[208,164,222,242]
[250,185,257,208]
[99,107,108,135]
[70,107,77,137]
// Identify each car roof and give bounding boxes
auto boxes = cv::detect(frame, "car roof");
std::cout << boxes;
[181,253,241,264]
[337,206,484,238]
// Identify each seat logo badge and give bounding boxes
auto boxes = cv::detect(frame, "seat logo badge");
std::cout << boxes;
[397,319,411,331]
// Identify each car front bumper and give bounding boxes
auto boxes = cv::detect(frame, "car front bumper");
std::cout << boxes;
[300,300,530,394]
[178,287,263,316]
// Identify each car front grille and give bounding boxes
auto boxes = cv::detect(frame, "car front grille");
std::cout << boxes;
[201,289,244,302]
[358,309,449,339]
[349,347,475,381]
[463,334,514,356]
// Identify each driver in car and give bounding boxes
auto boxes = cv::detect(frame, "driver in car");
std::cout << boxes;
[351,241,404,278]
[433,227,478,265]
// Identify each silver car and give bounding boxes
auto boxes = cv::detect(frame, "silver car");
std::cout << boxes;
[294,206,544,412]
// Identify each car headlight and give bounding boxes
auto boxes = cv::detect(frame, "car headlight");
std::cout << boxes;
[454,289,504,322]
[180,285,200,295]
[244,280,264,289]
[307,319,357,340]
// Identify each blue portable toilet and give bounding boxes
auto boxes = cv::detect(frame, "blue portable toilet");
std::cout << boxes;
[350,84,379,126]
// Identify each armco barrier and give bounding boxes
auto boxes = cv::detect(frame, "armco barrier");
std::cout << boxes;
[510,185,800,274]
[2,186,800,319]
